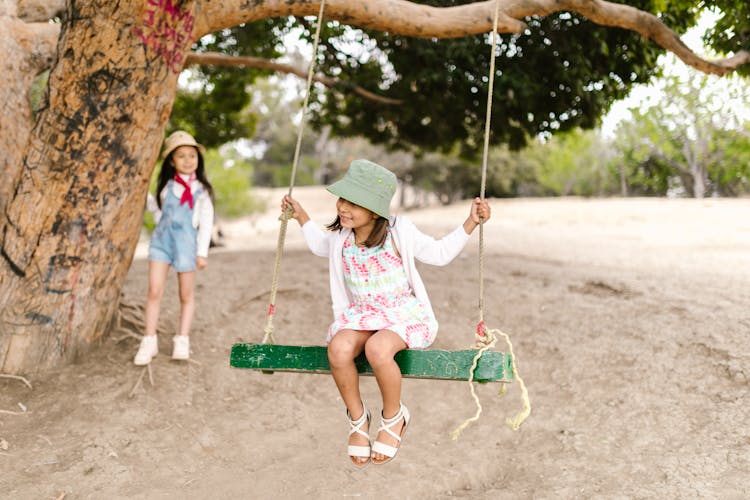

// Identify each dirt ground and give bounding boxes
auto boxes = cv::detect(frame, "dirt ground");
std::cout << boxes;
[2,190,749,499]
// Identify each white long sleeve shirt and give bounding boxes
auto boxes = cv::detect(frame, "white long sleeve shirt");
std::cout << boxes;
[147,175,214,257]
[300,216,472,330]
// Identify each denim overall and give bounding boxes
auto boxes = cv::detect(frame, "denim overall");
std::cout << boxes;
[148,180,201,272]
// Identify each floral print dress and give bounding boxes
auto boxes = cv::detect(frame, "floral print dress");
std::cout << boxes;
[327,230,437,348]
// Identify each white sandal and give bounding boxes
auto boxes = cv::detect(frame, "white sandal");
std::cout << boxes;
[371,402,410,465]
[346,403,371,468]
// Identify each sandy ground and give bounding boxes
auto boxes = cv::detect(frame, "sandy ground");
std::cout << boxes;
[2,189,749,499]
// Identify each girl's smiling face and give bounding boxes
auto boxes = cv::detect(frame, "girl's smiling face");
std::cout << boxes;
[171,145,199,176]
[336,197,378,230]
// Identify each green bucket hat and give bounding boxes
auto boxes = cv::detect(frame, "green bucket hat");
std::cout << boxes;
[327,159,397,219]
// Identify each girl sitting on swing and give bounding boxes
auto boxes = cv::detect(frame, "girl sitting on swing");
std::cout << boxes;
[282,159,491,467]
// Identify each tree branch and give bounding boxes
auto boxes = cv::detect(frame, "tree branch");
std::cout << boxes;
[514,0,750,77]
[195,0,528,40]
[183,51,403,105]
[195,0,749,77]
[651,148,688,175]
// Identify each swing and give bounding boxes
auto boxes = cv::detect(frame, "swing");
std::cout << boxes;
[231,343,513,383]
[230,1,524,393]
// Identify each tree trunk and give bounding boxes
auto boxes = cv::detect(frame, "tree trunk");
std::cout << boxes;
[682,127,708,199]
[691,168,707,199]
[0,0,194,374]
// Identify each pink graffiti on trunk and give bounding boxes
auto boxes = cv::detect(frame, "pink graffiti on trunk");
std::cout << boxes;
[132,0,196,74]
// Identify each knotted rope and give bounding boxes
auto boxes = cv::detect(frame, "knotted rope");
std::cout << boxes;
[452,0,530,439]
[262,0,327,344]
[451,327,531,439]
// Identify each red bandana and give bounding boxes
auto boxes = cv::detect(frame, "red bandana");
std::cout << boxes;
[174,173,196,209]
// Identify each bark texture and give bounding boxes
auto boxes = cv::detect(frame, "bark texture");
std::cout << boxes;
[0,14,58,216]
[0,0,193,373]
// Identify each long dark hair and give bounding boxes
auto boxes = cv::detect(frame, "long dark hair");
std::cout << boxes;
[326,216,390,248]
[155,146,214,209]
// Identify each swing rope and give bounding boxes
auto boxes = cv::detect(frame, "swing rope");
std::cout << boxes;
[262,0,327,345]
[452,0,530,440]
[256,0,529,434]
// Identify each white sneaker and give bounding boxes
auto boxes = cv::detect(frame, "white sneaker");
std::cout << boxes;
[134,335,158,365]
[172,335,190,360]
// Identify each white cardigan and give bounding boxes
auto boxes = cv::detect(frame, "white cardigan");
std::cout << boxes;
[301,216,472,329]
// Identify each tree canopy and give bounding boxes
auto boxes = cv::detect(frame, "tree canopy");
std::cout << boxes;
[310,1,688,155]
[611,70,750,197]
[703,0,750,74]
[176,0,749,157]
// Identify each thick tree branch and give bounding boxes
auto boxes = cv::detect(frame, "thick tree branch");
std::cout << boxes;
[183,51,403,105]
[194,0,527,40]
[195,0,749,77]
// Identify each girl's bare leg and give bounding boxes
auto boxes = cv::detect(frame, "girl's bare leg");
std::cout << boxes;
[365,329,408,462]
[328,329,372,465]
[176,271,195,336]
[144,261,170,336]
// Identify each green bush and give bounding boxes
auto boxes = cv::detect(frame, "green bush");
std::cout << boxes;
[204,149,265,217]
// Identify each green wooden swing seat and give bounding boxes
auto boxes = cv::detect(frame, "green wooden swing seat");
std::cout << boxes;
[230,343,513,383]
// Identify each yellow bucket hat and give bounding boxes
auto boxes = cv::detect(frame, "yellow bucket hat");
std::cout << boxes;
[162,130,205,159]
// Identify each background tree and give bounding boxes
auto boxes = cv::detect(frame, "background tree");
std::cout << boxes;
[611,69,750,197]
[610,117,674,196]
[519,128,616,196]
[169,19,293,147]
[710,125,750,196]
[1,0,749,375]
[244,77,322,187]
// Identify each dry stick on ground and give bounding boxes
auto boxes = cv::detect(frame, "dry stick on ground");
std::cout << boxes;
[0,374,33,389]
[129,367,148,398]
[229,287,300,312]
[0,409,28,415]
[212,288,299,331]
